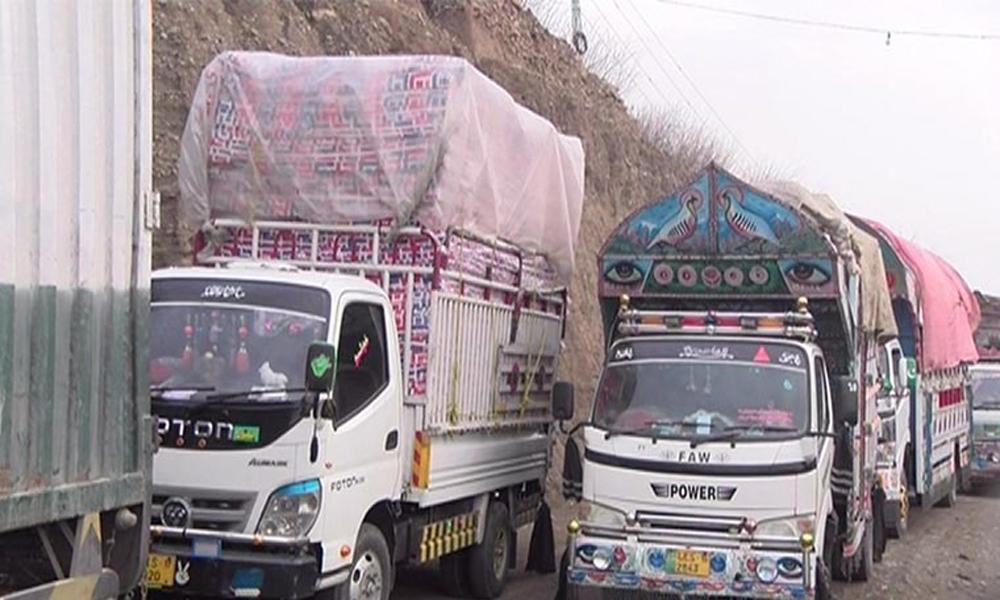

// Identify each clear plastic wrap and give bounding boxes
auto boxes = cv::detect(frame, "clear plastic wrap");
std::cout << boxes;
[178,52,584,282]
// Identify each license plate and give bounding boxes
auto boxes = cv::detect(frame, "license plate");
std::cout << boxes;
[146,553,177,589]
[670,550,710,577]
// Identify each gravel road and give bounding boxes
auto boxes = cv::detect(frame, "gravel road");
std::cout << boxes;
[392,480,1000,600]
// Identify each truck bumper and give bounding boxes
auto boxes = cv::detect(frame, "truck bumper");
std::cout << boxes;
[146,527,319,599]
[971,440,1000,481]
[565,524,813,599]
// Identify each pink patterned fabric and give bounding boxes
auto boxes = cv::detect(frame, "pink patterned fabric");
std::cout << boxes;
[862,219,980,370]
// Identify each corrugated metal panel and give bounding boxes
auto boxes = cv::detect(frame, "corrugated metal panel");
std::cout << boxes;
[0,0,152,532]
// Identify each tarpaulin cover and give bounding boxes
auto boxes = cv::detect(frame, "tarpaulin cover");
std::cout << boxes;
[861,219,980,371]
[756,181,898,340]
[178,52,585,282]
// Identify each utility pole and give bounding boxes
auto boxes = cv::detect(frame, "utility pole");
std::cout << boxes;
[571,0,588,54]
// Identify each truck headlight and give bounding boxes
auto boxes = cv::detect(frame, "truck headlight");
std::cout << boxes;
[257,480,321,537]
[588,503,628,528]
[756,516,813,539]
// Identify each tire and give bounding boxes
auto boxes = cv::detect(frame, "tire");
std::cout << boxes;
[467,502,512,599]
[936,473,957,508]
[554,548,569,600]
[872,493,886,563]
[440,548,472,598]
[957,450,973,494]
[815,557,832,600]
[331,524,393,600]
[885,469,909,539]
[851,519,875,582]
[816,518,836,600]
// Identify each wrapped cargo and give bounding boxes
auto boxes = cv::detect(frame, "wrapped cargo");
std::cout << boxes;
[178,51,584,282]
[859,219,979,371]
[755,181,897,341]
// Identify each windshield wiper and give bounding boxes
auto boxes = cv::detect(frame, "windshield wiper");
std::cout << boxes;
[604,419,707,441]
[151,385,216,395]
[180,388,310,419]
[690,424,798,448]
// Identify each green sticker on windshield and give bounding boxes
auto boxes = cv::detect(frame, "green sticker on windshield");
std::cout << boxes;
[310,354,333,379]
[233,425,261,443]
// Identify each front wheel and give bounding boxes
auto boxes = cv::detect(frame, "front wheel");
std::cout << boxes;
[936,472,958,508]
[886,470,909,539]
[467,502,512,599]
[332,524,393,600]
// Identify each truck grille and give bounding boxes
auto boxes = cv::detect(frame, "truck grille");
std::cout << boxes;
[152,488,256,532]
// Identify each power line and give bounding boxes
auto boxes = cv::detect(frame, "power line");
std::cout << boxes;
[614,0,755,164]
[581,14,661,110]
[655,0,1000,41]
[584,6,694,118]
[594,0,703,118]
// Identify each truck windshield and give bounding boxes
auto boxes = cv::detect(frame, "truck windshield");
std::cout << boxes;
[149,278,330,396]
[972,372,1000,409]
[593,340,810,439]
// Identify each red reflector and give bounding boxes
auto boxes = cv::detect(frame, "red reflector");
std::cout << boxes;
[753,346,771,363]
[681,316,704,327]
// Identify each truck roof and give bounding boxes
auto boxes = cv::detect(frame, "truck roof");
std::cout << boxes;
[858,218,980,371]
[152,264,386,298]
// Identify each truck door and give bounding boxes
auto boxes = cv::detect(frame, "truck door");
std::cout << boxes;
[320,294,402,572]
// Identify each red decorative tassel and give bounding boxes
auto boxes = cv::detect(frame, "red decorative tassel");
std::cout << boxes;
[235,343,250,374]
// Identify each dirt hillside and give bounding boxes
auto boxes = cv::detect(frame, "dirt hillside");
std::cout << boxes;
[153,0,705,447]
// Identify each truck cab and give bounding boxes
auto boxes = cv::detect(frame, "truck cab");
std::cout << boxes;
[559,165,898,599]
[873,339,912,536]
[563,300,841,599]
[148,265,402,598]
[969,363,1000,481]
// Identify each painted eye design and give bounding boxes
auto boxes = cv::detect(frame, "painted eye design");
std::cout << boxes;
[784,262,831,286]
[605,261,644,285]
[776,556,803,578]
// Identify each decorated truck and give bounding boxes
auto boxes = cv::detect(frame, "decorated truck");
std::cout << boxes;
[852,219,980,515]
[0,2,154,599]
[558,165,899,599]
[145,52,583,600]
[970,292,1000,481]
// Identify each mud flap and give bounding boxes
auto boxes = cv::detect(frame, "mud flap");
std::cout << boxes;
[525,501,555,573]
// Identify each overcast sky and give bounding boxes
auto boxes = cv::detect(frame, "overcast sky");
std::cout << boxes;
[562,0,999,292]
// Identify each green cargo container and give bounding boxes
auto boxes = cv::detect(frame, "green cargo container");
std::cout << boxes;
[0,0,154,598]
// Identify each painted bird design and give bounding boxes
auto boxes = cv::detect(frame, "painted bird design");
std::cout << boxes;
[646,191,703,249]
[718,188,779,245]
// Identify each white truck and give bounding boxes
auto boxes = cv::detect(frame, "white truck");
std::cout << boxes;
[558,167,898,599]
[852,218,980,531]
[969,363,1000,481]
[145,53,583,599]
[970,292,1000,481]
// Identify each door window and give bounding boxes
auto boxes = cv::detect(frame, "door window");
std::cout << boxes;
[333,302,389,423]
[815,356,830,432]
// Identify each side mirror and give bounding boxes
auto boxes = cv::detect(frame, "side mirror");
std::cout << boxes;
[881,377,893,395]
[552,381,575,421]
[562,436,583,501]
[305,342,337,393]
[897,356,909,391]
[904,357,917,387]
[831,375,859,427]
